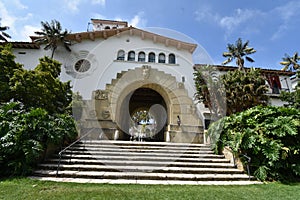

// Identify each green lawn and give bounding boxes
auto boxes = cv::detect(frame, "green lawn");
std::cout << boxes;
[0,178,299,200]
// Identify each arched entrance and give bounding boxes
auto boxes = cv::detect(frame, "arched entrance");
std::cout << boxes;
[116,87,168,142]
[86,66,204,143]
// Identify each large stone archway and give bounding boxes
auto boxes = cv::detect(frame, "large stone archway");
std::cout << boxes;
[117,87,168,141]
[82,65,204,143]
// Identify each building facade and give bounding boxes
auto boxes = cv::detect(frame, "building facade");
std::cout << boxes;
[6,19,295,144]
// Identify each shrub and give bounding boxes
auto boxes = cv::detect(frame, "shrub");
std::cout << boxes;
[0,102,77,176]
[207,106,300,181]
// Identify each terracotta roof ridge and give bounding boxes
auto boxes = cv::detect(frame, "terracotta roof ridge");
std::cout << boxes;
[194,64,296,75]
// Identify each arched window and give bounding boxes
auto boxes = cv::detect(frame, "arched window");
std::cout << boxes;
[169,53,176,64]
[148,52,155,63]
[104,26,110,29]
[138,52,146,62]
[128,51,135,61]
[158,53,166,63]
[117,50,125,60]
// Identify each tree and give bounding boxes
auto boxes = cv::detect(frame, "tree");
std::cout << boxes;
[10,56,73,114]
[222,38,256,70]
[280,52,300,71]
[34,20,71,59]
[221,68,268,115]
[0,44,22,103]
[0,19,11,42]
[193,65,226,119]
[194,66,268,117]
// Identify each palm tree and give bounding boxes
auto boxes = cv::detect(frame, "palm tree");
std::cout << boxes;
[0,19,11,42]
[34,20,71,59]
[222,38,256,70]
[280,52,300,71]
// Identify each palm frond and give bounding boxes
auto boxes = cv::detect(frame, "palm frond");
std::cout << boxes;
[222,57,232,65]
[2,32,11,38]
[0,26,9,31]
[245,56,255,63]
[0,34,8,42]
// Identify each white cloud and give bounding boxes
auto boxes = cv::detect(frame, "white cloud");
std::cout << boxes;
[194,5,219,23]
[129,12,147,27]
[64,0,81,12]
[19,25,40,41]
[91,0,105,6]
[0,1,37,41]
[195,1,300,41]
[63,0,105,13]
[275,0,300,21]
[0,1,17,33]
[91,13,106,20]
[219,9,263,36]
[195,6,264,38]
[12,0,28,10]
[271,1,300,40]
[114,12,147,28]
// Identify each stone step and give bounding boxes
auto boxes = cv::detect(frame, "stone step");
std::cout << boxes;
[54,154,230,163]
[39,164,244,174]
[72,143,212,151]
[34,170,253,181]
[44,158,233,168]
[58,151,224,159]
[68,147,214,154]
[33,140,257,184]
[80,140,210,148]
[58,150,218,159]
[30,176,260,185]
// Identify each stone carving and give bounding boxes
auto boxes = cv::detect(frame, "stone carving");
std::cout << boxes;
[142,65,151,80]
[89,110,97,117]
[102,110,110,119]
[94,90,108,100]
[177,82,184,89]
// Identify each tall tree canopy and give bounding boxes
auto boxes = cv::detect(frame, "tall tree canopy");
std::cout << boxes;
[194,67,268,117]
[221,68,268,115]
[0,44,22,103]
[0,44,72,114]
[222,38,256,70]
[34,19,71,58]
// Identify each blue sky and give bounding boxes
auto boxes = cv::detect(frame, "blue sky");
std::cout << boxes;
[1,0,299,70]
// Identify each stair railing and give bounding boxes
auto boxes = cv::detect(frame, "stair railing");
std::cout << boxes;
[56,128,96,177]
[240,153,251,180]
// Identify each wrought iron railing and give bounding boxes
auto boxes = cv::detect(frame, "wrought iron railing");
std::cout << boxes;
[209,138,252,180]
[56,128,96,177]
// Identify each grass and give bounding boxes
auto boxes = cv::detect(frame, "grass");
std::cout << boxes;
[0,178,299,200]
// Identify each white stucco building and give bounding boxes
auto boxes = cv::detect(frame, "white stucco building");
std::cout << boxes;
[5,19,295,143]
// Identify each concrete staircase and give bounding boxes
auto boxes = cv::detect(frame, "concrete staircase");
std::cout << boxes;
[32,140,257,185]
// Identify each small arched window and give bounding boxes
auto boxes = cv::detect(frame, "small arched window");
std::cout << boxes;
[138,52,146,62]
[158,53,166,63]
[169,53,176,64]
[148,52,155,63]
[128,51,135,61]
[117,50,125,60]
[104,26,110,29]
